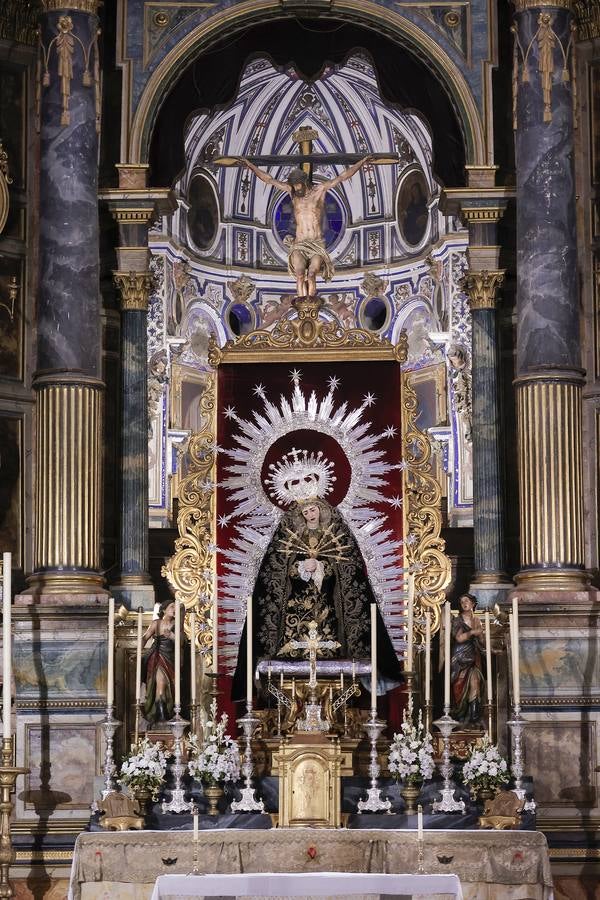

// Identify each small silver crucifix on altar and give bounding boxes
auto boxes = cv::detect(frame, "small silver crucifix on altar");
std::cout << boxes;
[281,621,340,733]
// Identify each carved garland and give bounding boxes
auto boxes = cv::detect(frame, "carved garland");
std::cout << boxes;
[165,299,451,670]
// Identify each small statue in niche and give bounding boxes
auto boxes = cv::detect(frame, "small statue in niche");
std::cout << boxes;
[450,593,485,728]
[142,598,176,724]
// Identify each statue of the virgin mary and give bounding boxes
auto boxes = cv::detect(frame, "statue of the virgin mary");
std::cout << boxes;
[232,449,403,699]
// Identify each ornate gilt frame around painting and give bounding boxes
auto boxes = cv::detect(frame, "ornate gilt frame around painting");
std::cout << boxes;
[163,299,451,680]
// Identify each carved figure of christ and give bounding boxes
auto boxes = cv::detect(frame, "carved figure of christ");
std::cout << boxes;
[241,156,372,298]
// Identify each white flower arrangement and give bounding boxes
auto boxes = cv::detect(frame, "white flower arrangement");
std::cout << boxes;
[119,737,168,800]
[388,709,435,785]
[462,735,509,796]
[188,700,241,786]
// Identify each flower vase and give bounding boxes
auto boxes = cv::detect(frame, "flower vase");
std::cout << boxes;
[400,781,421,816]
[475,786,496,805]
[204,783,224,816]
[132,787,153,824]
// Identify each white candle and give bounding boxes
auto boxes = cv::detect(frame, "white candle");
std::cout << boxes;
[174,599,181,708]
[280,671,283,689]
[484,610,493,705]
[107,596,115,710]
[417,803,423,839]
[370,603,377,713]
[212,595,218,674]
[424,611,431,708]
[193,809,198,841]
[340,671,344,692]
[2,553,11,740]
[190,609,196,706]
[135,606,143,704]
[406,573,414,672]
[443,602,451,711]
[511,599,521,709]
[246,596,253,708]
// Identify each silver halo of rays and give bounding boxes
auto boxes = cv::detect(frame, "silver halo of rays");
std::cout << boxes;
[218,371,407,672]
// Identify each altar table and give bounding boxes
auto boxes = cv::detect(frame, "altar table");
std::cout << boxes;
[149,872,463,900]
[68,828,553,900]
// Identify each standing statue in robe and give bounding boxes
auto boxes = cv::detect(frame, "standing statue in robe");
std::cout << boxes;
[232,449,402,699]
[450,593,485,727]
[241,156,373,298]
[141,598,176,724]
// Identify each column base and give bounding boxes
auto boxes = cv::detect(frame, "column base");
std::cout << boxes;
[514,567,590,591]
[111,581,155,611]
[468,581,513,609]
[25,570,107,596]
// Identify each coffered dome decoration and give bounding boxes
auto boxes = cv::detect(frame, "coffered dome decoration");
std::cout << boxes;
[172,52,444,271]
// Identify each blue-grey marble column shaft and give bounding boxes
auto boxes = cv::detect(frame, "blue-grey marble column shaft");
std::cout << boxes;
[513,1,586,588]
[28,3,105,594]
[113,274,153,608]
[466,273,508,591]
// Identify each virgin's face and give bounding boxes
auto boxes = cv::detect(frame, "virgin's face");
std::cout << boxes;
[302,504,320,526]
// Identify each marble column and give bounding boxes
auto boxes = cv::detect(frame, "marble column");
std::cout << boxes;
[28,0,105,594]
[113,273,154,607]
[464,271,510,603]
[101,169,175,609]
[513,0,587,588]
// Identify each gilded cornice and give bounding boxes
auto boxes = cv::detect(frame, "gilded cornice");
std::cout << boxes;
[513,0,573,10]
[113,271,153,311]
[41,0,99,12]
[463,270,505,309]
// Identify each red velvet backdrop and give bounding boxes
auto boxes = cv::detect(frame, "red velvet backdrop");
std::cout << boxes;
[216,359,407,730]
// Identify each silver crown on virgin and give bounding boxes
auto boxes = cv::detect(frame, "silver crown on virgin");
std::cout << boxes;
[265,447,336,505]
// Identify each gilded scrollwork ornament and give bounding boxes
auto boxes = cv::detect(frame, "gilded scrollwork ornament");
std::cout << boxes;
[0,141,12,236]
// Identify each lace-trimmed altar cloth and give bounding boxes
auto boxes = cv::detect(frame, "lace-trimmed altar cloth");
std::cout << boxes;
[69,827,553,900]
[149,872,463,900]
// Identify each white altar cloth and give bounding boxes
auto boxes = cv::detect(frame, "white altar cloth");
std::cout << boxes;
[149,872,463,900]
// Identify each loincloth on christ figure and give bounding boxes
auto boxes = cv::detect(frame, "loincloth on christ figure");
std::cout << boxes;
[287,238,335,282]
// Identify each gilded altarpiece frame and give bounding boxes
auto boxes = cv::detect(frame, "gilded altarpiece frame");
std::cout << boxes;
[164,302,450,697]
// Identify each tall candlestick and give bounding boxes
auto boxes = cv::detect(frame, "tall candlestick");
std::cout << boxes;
[406,573,414,671]
[370,603,377,713]
[190,609,196,706]
[484,610,493,705]
[174,598,181,708]
[246,596,253,707]
[512,597,520,708]
[443,602,451,710]
[2,553,11,740]
[135,606,143,704]
[424,611,431,708]
[107,596,115,710]
[212,595,218,673]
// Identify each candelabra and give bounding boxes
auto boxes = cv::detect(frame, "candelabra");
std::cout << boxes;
[416,837,424,874]
[162,707,194,814]
[101,705,121,798]
[484,700,494,742]
[0,737,28,900]
[230,705,265,813]
[508,706,525,798]
[432,713,465,814]
[357,715,392,813]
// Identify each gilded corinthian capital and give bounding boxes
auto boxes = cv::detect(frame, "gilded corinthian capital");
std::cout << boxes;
[114,271,153,311]
[463,270,505,309]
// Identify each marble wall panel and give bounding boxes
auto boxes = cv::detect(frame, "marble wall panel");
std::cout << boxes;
[15,713,103,822]
[13,639,106,700]
[520,629,600,701]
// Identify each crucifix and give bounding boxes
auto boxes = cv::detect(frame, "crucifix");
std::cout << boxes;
[215,127,398,299]
[282,620,340,693]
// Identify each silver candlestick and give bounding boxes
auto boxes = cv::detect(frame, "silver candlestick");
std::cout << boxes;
[162,707,194,814]
[508,706,525,798]
[101,705,121,798]
[357,715,392,813]
[230,706,265,813]
[432,712,465,814]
